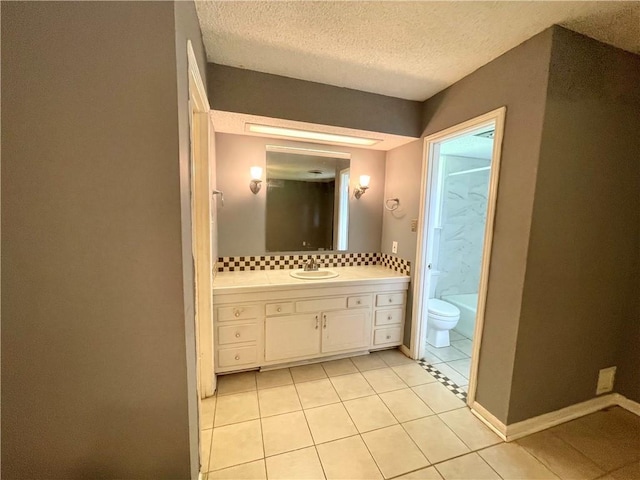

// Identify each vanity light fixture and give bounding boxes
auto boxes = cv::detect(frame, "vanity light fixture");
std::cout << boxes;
[250,166,263,194]
[246,124,381,147]
[354,175,370,199]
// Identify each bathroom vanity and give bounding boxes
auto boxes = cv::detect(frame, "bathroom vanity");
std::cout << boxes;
[212,266,410,373]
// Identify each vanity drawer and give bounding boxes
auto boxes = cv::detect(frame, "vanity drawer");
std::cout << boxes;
[218,345,257,368]
[296,297,346,313]
[375,308,403,326]
[374,326,403,345]
[218,305,260,322]
[347,295,372,308]
[218,323,258,345]
[266,302,294,316]
[376,293,406,307]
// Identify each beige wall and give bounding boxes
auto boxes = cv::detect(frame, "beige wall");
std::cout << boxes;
[510,28,640,420]
[215,133,385,257]
[1,2,206,478]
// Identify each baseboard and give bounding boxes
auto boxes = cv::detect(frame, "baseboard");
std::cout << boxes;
[613,393,640,416]
[469,401,507,441]
[471,393,639,442]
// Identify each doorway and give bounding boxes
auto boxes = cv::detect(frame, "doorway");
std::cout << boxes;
[411,108,505,405]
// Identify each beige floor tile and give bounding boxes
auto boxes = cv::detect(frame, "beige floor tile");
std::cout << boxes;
[379,388,434,423]
[304,403,358,444]
[210,420,264,471]
[425,344,468,362]
[201,427,213,473]
[261,411,313,456]
[435,453,500,480]
[446,358,471,378]
[608,461,640,480]
[218,371,257,395]
[377,348,415,366]
[291,364,327,383]
[403,416,470,464]
[265,446,325,480]
[397,466,443,479]
[451,339,473,356]
[517,430,604,480]
[362,424,430,479]
[412,382,465,413]
[551,411,640,472]
[343,394,398,432]
[317,435,383,480]
[322,358,358,377]
[351,352,387,372]
[439,408,502,450]
[432,363,469,387]
[478,443,560,479]
[392,363,438,387]
[208,460,266,479]
[329,372,375,400]
[295,378,341,409]
[256,368,293,390]
[362,367,407,393]
[257,384,301,417]
[214,391,260,427]
[201,396,217,430]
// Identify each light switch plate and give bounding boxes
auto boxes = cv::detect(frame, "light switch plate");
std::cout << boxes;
[392,241,398,254]
[596,366,616,395]
[411,219,418,232]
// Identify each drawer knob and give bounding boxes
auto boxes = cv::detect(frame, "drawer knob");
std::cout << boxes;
[235,355,240,360]
[277,307,282,312]
[388,298,392,303]
[234,311,240,317]
[356,300,361,304]
[386,335,391,340]
[388,315,392,320]
[235,332,241,338]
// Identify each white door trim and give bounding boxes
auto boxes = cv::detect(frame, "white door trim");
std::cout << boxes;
[410,107,507,408]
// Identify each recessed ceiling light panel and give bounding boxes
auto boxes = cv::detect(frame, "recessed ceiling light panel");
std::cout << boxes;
[246,123,382,146]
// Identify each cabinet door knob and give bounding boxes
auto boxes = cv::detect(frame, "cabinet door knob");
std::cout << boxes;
[356,300,361,305]
[235,355,240,360]
[234,310,240,317]
[235,332,241,338]
[386,335,391,340]
[323,315,327,329]
[277,307,282,312]
[315,315,319,329]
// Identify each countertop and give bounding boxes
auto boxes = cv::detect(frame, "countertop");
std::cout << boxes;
[213,265,410,296]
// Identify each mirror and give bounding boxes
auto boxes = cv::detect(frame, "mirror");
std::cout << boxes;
[266,145,350,252]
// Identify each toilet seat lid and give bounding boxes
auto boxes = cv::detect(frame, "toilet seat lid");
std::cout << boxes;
[428,299,460,317]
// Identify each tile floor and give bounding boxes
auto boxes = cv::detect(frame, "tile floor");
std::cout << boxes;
[200,349,640,480]
[423,330,473,392]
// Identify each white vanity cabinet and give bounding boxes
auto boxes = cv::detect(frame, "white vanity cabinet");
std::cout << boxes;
[212,267,409,374]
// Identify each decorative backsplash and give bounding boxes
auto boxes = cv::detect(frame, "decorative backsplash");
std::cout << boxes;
[217,252,410,276]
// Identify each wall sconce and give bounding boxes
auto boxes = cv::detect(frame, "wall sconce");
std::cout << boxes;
[354,175,370,199]
[249,166,262,194]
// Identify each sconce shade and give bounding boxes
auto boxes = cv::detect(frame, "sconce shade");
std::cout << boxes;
[250,166,263,180]
[359,175,371,188]
[354,174,370,199]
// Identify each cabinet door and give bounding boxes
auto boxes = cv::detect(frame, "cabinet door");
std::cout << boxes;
[321,309,371,354]
[265,314,321,361]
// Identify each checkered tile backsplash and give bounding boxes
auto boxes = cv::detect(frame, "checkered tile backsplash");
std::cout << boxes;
[216,252,410,275]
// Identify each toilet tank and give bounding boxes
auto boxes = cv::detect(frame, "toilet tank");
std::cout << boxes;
[428,270,440,298]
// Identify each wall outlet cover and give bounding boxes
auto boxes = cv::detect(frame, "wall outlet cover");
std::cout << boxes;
[596,366,616,395]
[392,241,398,254]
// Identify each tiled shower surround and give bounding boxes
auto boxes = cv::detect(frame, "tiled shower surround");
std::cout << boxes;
[217,252,411,276]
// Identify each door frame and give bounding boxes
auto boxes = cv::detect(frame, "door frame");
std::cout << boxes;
[410,107,506,406]
[187,41,215,399]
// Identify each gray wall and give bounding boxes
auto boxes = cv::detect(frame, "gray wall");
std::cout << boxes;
[2,2,205,478]
[208,64,423,137]
[509,28,640,420]
[215,133,385,257]
[381,140,423,345]
[420,29,554,423]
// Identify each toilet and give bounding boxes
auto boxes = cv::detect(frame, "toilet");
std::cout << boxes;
[426,271,461,348]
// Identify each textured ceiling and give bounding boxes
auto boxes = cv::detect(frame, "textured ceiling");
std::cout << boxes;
[196,1,640,101]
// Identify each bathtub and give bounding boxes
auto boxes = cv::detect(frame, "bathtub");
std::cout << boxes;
[440,293,478,340]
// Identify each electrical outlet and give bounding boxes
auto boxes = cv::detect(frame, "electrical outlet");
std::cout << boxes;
[411,219,418,232]
[392,241,398,254]
[596,366,616,395]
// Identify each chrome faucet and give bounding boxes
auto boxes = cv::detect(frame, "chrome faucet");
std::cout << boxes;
[303,256,319,271]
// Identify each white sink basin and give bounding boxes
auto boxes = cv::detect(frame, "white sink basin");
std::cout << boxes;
[290,269,339,280]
